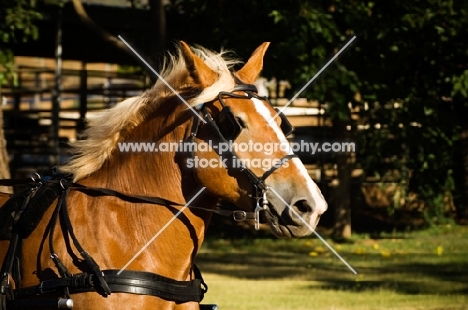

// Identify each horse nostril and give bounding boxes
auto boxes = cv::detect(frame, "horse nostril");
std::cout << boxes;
[293,199,312,213]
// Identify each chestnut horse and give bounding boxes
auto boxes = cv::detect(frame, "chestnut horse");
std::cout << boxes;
[0,42,327,309]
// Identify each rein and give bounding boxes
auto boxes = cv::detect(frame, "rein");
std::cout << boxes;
[64,180,258,222]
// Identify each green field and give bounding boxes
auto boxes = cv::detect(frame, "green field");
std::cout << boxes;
[196,225,468,310]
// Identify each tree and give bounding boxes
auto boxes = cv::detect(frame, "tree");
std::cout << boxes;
[272,0,468,229]
[0,0,41,85]
[337,0,467,224]
[0,0,42,187]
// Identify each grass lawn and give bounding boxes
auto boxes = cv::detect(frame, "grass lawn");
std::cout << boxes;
[196,224,468,310]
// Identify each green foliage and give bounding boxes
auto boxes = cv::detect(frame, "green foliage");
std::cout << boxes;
[452,70,468,98]
[166,0,468,224]
[345,1,466,223]
[357,97,458,223]
[0,0,42,85]
[267,3,358,121]
[255,0,466,223]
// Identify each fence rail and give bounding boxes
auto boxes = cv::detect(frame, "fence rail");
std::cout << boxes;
[1,65,149,178]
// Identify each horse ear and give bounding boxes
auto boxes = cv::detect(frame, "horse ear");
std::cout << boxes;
[180,41,218,88]
[235,42,270,84]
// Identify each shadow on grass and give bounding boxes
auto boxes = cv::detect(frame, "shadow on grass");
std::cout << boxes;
[196,252,313,279]
[196,253,468,295]
[312,279,468,294]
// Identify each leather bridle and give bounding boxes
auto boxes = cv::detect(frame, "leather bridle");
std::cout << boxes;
[187,76,297,228]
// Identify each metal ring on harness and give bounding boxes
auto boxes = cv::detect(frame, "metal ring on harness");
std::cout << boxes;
[30,172,41,183]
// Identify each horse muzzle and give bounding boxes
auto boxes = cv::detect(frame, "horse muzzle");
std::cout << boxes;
[263,197,321,239]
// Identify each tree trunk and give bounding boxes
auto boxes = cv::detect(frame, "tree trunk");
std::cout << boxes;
[146,0,166,84]
[71,0,135,57]
[333,152,352,239]
[332,118,352,239]
[148,0,166,59]
[454,102,468,221]
[0,105,12,193]
[461,127,468,219]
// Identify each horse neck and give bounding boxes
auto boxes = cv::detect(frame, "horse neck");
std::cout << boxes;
[82,103,195,203]
[64,102,217,279]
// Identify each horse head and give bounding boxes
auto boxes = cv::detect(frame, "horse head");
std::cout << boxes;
[179,42,328,238]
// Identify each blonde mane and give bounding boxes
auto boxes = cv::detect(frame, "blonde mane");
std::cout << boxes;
[61,44,239,181]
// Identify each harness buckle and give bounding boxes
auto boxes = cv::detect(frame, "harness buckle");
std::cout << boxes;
[254,189,269,230]
[254,204,262,230]
[232,211,247,221]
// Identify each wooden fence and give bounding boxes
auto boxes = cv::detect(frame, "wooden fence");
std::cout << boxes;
[1,64,148,178]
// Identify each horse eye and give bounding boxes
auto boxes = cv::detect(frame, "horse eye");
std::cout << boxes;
[235,117,246,128]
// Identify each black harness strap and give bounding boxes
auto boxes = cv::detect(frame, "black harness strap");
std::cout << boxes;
[202,111,298,191]
[99,269,206,303]
[63,181,181,207]
[15,181,62,239]
[260,153,298,182]
[58,188,112,297]
[202,113,267,191]
[62,180,258,221]
[0,178,36,188]
[48,191,72,280]
[13,269,207,303]
[1,187,37,310]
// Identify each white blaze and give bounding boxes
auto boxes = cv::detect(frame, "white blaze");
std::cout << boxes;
[250,98,328,224]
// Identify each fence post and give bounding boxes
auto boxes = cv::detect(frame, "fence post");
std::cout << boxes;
[0,105,12,193]
[51,5,62,167]
[78,61,87,133]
